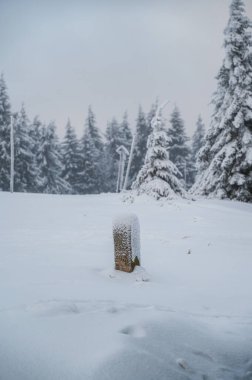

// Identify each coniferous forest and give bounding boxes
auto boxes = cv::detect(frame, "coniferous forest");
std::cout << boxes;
[0,75,201,195]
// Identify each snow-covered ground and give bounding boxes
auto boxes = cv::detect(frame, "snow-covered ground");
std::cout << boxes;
[0,192,252,380]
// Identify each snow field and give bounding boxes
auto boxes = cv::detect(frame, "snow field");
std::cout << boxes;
[0,192,252,379]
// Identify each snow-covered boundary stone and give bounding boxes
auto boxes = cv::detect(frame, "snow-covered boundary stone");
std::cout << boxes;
[113,214,141,273]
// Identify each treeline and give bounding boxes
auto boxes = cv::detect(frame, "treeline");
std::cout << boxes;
[0,74,205,194]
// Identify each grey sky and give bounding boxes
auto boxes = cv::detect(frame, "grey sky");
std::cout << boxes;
[1,0,252,138]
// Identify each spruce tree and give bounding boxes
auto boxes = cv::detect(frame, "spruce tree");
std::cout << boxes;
[146,100,159,133]
[85,105,103,151]
[189,116,205,185]
[30,116,43,155]
[104,118,123,192]
[0,74,11,191]
[186,149,197,189]
[61,119,82,194]
[168,106,191,187]
[78,107,103,194]
[130,106,148,183]
[29,116,45,192]
[130,102,159,186]
[79,127,101,194]
[133,106,185,199]
[193,0,252,202]
[14,105,37,192]
[192,116,205,161]
[37,122,70,194]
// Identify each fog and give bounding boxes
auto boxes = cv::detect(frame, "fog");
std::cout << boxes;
[1,0,252,137]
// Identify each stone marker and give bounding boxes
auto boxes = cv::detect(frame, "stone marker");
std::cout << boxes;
[113,214,141,273]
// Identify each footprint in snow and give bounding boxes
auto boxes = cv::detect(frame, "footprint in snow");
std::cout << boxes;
[176,358,194,373]
[120,325,146,338]
[193,216,203,223]
[176,358,209,378]
[27,301,80,317]
[192,350,214,362]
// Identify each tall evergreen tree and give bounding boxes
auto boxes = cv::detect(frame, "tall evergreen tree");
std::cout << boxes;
[29,116,45,192]
[133,106,185,199]
[14,105,37,192]
[192,116,205,161]
[85,105,103,151]
[211,64,230,125]
[79,127,101,194]
[0,74,11,191]
[184,149,197,189]
[30,116,43,155]
[130,106,149,183]
[104,118,123,192]
[168,106,191,187]
[146,100,159,133]
[193,0,252,201]
[61,119,82,194]
[37,122,69,194]
[189,116,206,185]
[128,101,159,187]
[78,107,103,194]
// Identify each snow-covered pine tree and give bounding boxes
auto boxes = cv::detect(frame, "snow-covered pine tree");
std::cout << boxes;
[193,0,252,202]
[146,100,159,133]
[29,116,46,192]
[79,127,101,194]
[192,116,205,161]
[186,150,197,189]
[103,118,125,192]
[14,105,37,192]
[133,105,186,199]
[78,108,103,194]
[30,116,43,155]
[211,64,230,129]
[61,119,82,194]
[0,74,11,191]
[189,116,206,185]
[85,105,103,151]
[168,106,191,187]
[37,122,70,194]
[130,102,159,186]
[130,106,149,183]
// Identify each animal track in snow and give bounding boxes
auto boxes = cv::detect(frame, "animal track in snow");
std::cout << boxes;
[192,350,214,362]
[25,300,155,318]
[120,325,146,338]
[176,358,194,373]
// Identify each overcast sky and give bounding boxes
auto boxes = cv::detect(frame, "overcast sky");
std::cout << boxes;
[1,0,252,138]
